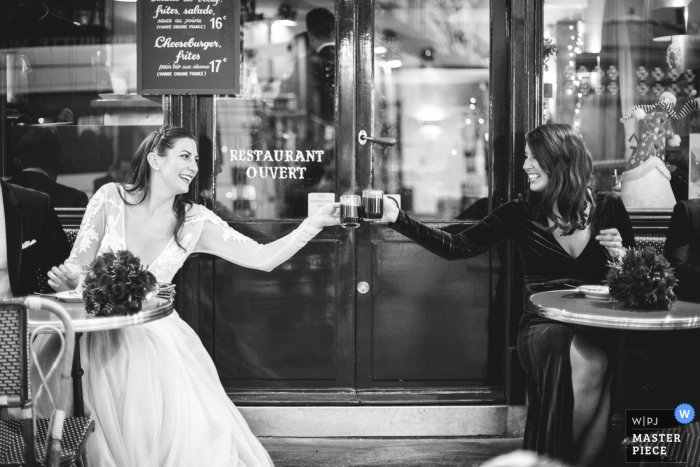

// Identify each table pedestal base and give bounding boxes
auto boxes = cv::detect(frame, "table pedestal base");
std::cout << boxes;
[71,333,85,418]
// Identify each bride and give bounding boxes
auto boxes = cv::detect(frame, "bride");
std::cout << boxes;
[37,126,339,467]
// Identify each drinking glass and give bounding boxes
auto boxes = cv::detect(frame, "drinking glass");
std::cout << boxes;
[362,190,384,221]
[340,195,361,228]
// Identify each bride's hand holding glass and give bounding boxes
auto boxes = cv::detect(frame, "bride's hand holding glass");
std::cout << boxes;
[308,202,341,229]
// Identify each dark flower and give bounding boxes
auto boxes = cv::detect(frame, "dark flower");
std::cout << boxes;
[111,283,127,300]
[117,250,135,262]
[114,265,129,281]
[632,266,647,281]
[641,246,657,263]
[97,274,112,288]
[606,247,677,311]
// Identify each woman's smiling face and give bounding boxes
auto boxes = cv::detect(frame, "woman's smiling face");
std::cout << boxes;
[523,143,549,192]
[151,137,199,195]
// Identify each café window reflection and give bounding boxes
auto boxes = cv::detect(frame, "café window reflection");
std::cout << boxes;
[2,0,163,205]
[544,0,700,209]
[371,1,490,220]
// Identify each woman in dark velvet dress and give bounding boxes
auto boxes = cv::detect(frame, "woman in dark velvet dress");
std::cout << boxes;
[381,124,635,465]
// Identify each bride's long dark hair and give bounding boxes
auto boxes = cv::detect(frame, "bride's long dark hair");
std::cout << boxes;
[525,124,595,235]
[120,126,195,251]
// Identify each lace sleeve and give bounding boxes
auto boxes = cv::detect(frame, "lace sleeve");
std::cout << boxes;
[66,185,111,271]
[192,208,322,272]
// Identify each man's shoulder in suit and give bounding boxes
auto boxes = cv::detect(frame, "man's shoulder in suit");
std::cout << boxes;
[1,179,52,208]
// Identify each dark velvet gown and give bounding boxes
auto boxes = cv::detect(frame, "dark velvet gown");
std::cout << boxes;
[390,192,635,462]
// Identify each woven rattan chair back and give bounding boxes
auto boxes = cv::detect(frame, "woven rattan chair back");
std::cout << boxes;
[0,301,34,466]
[0,302,29,408]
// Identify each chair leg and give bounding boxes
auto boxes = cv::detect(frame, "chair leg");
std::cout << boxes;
[21,415,36,467]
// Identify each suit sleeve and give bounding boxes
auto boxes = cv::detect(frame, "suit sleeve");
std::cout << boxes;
[665,201,700,301]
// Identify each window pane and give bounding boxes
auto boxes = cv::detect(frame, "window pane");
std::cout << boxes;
[372,0,490,220]
[544,0,699,209]
[213,2,336,219]
[2,0,163,205]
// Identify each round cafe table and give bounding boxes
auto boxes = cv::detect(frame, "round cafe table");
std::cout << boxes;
[527,290,700,465]
[526,290,700,330]
[28,295,174,417]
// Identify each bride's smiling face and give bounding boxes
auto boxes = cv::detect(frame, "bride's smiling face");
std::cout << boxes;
[150,137,199,195]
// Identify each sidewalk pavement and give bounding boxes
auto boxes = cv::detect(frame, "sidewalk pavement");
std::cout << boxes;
[261,437,523,467]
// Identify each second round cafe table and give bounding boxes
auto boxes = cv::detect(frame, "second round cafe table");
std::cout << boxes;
[526,290,700,465]
[28,295,175,417]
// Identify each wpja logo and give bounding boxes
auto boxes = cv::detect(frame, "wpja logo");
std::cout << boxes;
[624,406,694,463]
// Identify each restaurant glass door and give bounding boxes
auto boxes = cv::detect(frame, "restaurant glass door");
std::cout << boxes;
[353,0,504,403]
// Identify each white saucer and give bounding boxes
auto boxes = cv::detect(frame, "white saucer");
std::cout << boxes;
[54,290,84,303]
[578,285,610,299]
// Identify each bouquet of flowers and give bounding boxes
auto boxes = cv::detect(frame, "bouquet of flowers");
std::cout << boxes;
[82,250,158,317]
[606,246,678,311]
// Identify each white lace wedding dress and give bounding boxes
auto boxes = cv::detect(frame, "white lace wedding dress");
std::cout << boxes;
[33,183,322,467]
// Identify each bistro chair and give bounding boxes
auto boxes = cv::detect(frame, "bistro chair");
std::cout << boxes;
[0,297,94,467]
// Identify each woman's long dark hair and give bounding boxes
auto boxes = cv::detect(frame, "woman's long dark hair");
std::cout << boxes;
[525,123,595,236]
[120,126,196,251]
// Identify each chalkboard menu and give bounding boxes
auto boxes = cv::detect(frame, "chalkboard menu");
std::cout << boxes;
[137,0,240,95]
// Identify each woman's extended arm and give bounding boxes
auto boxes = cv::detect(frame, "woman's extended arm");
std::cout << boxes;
[382,197,517,260]
[192,203,338,271]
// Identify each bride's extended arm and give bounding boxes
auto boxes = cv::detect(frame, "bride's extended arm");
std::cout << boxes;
[47,186,111,291]
[192,203,338,271]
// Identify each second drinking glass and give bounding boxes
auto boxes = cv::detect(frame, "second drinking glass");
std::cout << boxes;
[362,190,384,221]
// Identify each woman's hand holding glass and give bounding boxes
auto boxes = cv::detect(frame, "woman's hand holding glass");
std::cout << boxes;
[308,202,341,229]
[595,228,626,260]
[379,195,400,224]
